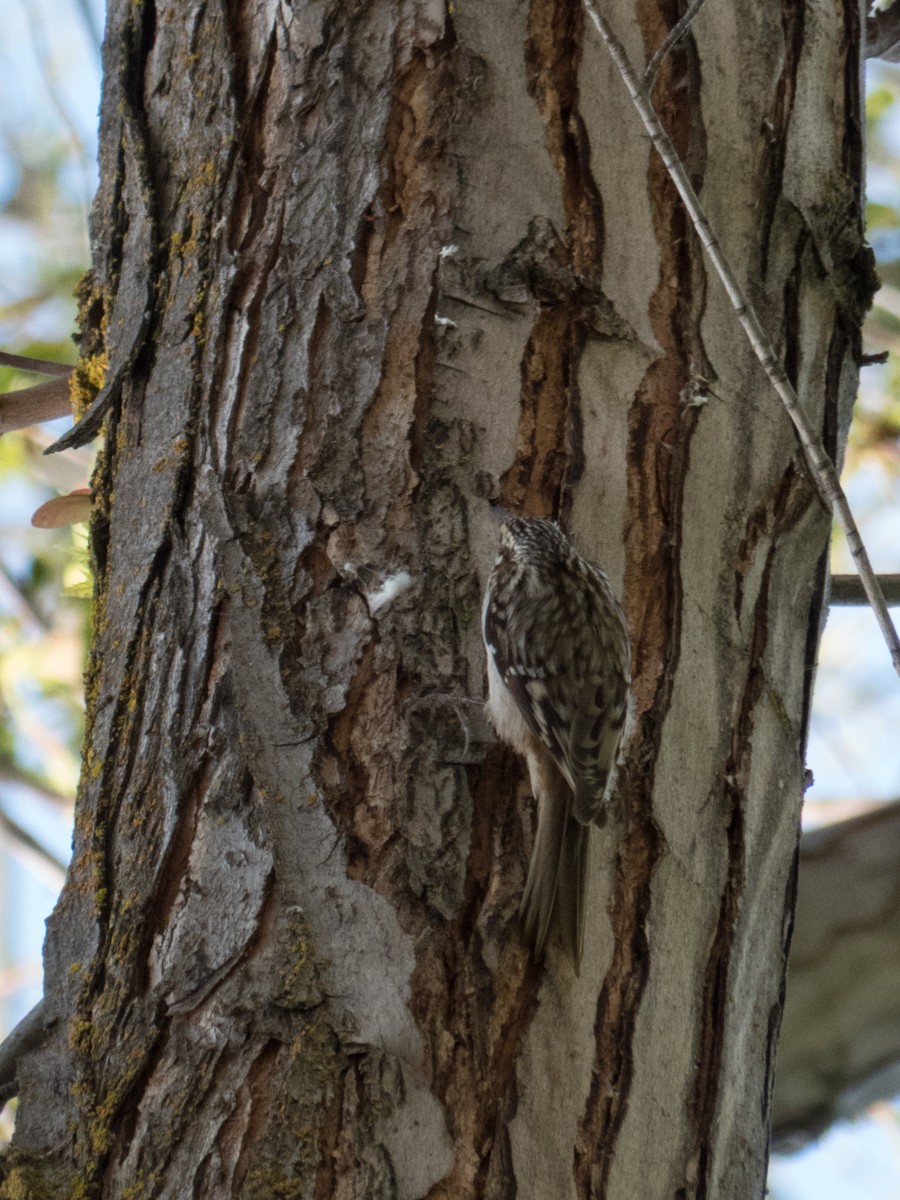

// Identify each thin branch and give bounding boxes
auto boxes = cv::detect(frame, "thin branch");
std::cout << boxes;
[0,1001,48,1106]
[867,2,900,61]
[16,0,90,170]
[831,574,900,607]
[0,351,72,378]
[0,753,71,808]
[0,377,72,434]
[71,0,103,56]
[0,810,68,877]
[0,566,49,634]
[643,0,708,90]
[582,0,900,677]
[31,489,92,529]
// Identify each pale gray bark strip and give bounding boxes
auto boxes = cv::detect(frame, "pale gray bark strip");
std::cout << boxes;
[582,0,900,676]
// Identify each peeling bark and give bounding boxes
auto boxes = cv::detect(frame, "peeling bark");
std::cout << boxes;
[0,2,871,1199]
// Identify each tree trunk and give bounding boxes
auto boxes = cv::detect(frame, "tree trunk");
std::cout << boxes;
[773,801,900,1147]
[1,1,873,1198]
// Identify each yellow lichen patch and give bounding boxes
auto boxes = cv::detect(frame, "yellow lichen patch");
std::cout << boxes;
[68,272,110,419]
[69,1017,94,1055]
[194,161,215,190]
[68,352,109,419]
[276,912,315,1008]
[170,216,200,264]
[191,307,205,342]
[0,1168,32,1200]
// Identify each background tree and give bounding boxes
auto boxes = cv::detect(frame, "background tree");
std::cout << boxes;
[773,799,900,1146]
[0,1,897,1198]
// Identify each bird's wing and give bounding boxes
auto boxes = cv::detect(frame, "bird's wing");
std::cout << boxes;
[566,678,628,825]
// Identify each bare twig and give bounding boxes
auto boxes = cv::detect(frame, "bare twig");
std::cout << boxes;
[0,567,49,633]
[831,574,900,607]
[71,0,103,55]
[0,811,67,877]
[17,0,90,170]
[0,753,71,807]
[0,351,71,378]
[643,0,708,90]
[0,1001,49,1106]
[582,0,900,677]
[867,2,900,61]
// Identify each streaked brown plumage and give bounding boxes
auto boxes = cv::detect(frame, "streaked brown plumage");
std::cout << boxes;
[482,517,630,967]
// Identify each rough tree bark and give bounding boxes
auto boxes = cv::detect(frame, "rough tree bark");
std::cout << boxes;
[0,1,875,1198]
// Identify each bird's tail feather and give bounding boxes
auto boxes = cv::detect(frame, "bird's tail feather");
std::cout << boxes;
[520,759,589,971]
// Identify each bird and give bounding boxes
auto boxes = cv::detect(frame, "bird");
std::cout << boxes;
[482,516,630,968]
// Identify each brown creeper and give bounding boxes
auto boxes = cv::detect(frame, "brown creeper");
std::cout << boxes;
[482,516,630,967]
